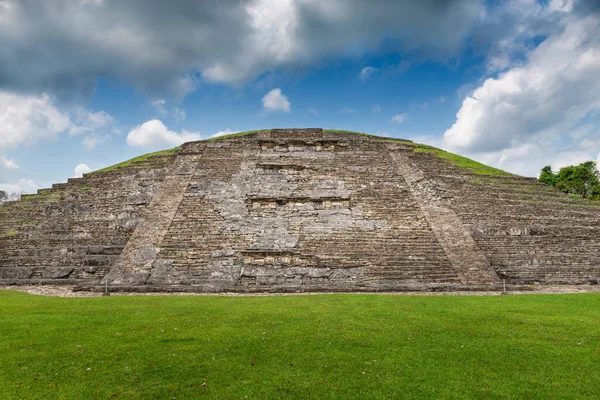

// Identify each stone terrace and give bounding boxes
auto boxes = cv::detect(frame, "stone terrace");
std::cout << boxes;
[0,152,177,285]
[1,128,599,292]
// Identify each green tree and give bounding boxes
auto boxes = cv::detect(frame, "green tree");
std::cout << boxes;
[0,190,7,203]
[539,161,600,199]
[538,165,556,186]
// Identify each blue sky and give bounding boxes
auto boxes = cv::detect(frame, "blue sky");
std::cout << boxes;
[1,0,600,194]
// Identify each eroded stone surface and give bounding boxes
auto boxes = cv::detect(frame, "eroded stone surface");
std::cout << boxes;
[1,128,599,292]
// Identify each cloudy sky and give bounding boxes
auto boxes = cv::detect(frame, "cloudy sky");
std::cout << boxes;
[1,0,600,193]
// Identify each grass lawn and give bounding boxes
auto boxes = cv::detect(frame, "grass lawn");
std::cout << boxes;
[0,292,598,399]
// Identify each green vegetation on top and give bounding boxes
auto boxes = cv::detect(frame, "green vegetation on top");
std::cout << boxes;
[410,145,515,176]
[325,129,375,138]
[90,130,261,174]
[0,291,598,399]
[207,129,266,140]
[326,130,514,176]
[92,148,180,174]
[91,129,514,178]
[539,161,600,200]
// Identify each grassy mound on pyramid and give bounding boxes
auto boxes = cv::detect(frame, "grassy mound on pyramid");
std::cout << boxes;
[1,128,599,292]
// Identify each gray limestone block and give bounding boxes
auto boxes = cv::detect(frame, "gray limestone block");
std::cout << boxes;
[115,211,142,230]
[126,192,153,205]
[41,267,74,279]
[1,267,35,279]
[329,267,365,282]
[133,244,158,266]
[104,271,150,286]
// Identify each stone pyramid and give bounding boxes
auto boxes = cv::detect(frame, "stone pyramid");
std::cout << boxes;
[1,129,599,292]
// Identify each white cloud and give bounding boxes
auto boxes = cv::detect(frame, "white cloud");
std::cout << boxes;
[372,104,381,114]
[470,142,593,177]
[150,99,168,116]
[395,60,412,74]
[0,91,71,149]
[172,75,200,100]
[471,0,577,74]
[81,136,100,150]
[0,156,18,170]
[443,13,600,176]
[548,0,574,13]
[212,128,240,138]
[0,0,483,98]
[151,99,186,122]
[308,108,319,116]
[203,0,482,85]
[0,90,117,154]
[82,134,111,149]
[570,124,595,140]
[82,136,99,149]
[391,113,407,123]
[262,88,291,113]
[0,178,39,195]
[359,66,378,81]
[126,119,201,149]
[69,109,115,136]
[73,163,92,178]
[174,107,186,122]
[340,106,354,114]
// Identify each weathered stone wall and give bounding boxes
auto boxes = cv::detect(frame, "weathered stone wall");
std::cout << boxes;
[1,128,599,291]
[405,148,600,285]
[0,153,176,285]
[124,129,460,292]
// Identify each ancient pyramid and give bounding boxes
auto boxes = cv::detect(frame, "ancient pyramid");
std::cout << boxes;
[1,128,599,293]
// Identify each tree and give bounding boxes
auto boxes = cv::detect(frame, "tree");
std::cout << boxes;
[538,165,556,186]
[0,190,7,203]
[539,161,600,199]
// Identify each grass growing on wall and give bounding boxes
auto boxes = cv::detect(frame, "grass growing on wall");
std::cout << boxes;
[326,130,514,176]
[0,291,599,399]
[207,130,267,140]
[0,230,18,238]
[92,148,180,174]
[412,146,515,176]
[90,129,515,178]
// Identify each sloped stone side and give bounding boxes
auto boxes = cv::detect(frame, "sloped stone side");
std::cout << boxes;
[102,153,202,286]
[406,150,600,285]
[389,150,501,285]
[0,154,177,285]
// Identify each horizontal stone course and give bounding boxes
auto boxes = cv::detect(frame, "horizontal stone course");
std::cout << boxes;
[1,129,599,291]
[0,153,177,284]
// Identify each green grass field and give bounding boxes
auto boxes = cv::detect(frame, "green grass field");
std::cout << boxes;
[1,291,599,399]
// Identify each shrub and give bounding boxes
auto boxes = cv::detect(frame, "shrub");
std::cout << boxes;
[539,161,600,199]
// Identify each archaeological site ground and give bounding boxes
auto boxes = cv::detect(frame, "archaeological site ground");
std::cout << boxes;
[1,291,599,398]
[2,129,600,399]
[1,128,599,293]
